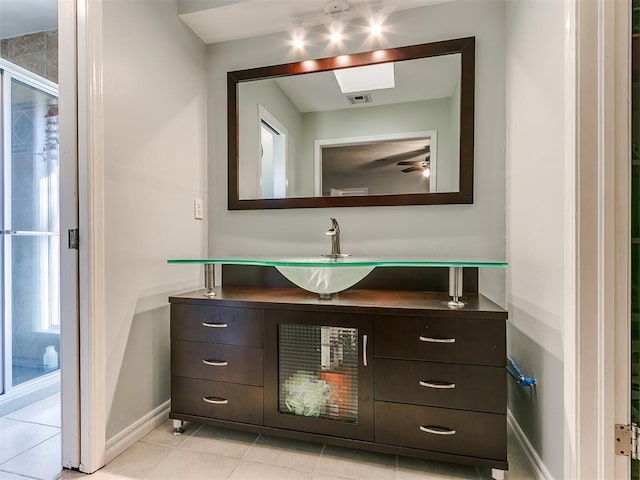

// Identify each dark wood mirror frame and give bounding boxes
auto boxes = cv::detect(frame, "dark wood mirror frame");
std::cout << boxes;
[228,36,475,210]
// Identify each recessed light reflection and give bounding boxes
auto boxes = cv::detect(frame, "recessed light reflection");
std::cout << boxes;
[369,21,383,37]
[367,11,386,40]
[372,49,387,60]
[291,26,306,50]
[302,60,318,70]
[330,19,344,44]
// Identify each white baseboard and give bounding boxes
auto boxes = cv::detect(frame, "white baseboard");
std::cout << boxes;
[507,410,554,480]
[105,400,170,464]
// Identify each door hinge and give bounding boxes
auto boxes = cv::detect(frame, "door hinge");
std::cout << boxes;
[68,229,79,250]
[615,424,639,459]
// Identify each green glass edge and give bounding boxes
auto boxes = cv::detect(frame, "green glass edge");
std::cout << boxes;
[167,258,507,268]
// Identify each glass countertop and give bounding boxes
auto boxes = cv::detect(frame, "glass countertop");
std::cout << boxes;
[167,257,507,268]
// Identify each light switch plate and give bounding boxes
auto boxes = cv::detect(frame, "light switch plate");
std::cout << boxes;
[194,198,203,220]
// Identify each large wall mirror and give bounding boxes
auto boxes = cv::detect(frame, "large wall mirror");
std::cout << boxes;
[228,37,475,210]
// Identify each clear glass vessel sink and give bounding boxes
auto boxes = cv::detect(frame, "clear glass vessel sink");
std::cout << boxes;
[274,260,375,297]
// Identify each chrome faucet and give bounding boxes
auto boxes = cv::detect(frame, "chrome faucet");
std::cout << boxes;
[325,218,344,257]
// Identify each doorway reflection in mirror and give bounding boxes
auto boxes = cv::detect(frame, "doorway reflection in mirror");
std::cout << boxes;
[259,107,288,199]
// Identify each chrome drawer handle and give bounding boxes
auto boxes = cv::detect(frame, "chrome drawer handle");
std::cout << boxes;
[419,380,456,389]
[202,322,228,328]
[419,425,456,435]
[419,336,455,344]
[202,359,228,367]
[363,334,368,367]
[202,396,228,405]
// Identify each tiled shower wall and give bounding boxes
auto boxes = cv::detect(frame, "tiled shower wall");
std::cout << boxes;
[0,30,58,84]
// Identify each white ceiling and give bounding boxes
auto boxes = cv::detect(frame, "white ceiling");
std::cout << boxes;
[177,0,452,44]
[0,0,57,39]
[0,0,449,44]
[271,54,460,112]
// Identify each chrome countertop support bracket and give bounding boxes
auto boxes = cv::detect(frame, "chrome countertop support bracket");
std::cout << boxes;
[447,266,464,308]
[204,263,216,297]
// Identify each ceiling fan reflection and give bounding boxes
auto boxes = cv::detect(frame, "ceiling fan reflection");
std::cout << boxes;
[372,145,430,164]
[398,158,431,177]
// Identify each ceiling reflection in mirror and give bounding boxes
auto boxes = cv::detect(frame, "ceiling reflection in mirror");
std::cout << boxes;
[237,54,461,200]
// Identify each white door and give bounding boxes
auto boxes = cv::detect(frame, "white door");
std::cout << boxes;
[58,0,80,468]
[0,10,80,468]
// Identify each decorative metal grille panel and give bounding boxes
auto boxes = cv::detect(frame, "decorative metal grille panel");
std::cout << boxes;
[278,324,358,423]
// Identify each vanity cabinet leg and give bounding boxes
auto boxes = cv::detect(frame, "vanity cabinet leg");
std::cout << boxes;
[171,419,185,436]
[491,468,505,480]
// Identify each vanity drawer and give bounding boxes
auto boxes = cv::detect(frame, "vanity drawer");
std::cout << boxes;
[374,359,505,414]
[171,377,263,424]
[374,316,505,366]
[171,340,263,386]
[171,304,262,347]
[375,401,506,461]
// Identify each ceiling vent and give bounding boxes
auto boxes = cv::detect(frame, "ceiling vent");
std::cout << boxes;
[346,93,373,105]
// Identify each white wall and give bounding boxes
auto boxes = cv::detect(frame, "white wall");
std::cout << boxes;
[102,0,207,440]
[302,98,454,196]
[505,1,566,478]
[207,0,506,302]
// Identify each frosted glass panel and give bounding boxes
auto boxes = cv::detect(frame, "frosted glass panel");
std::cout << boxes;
[278,324,358,423]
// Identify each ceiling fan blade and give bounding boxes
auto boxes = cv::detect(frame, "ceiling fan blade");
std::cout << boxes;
[373,146,430,163]
[401,166,423,173]
[395,152,430,165]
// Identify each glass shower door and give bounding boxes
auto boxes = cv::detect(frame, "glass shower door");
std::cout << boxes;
[2,73,60,390]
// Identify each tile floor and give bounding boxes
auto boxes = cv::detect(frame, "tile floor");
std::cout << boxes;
[0,393,62,480]
[0,395,536,480]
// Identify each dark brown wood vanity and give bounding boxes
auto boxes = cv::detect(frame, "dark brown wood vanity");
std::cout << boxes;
[169,265,508,476]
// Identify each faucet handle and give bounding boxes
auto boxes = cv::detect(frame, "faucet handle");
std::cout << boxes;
[323,218,346,257]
